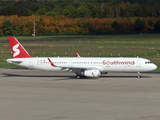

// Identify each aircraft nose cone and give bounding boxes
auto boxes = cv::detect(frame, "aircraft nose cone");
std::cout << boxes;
[151,64,157,71]
[153,64,157,70]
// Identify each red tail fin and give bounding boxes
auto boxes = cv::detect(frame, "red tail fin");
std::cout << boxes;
[8,37,33,58]
[75,52,80,57]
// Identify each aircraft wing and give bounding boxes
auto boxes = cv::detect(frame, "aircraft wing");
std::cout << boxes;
[60,66,97,72]
[47,58,97,72]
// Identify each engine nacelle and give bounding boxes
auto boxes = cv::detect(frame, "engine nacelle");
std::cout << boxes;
[82,70,101,77]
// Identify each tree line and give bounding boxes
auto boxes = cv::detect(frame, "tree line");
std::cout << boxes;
[0,0,160,18]
[1,15,160,36]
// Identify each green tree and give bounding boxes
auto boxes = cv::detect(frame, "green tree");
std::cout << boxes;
[111,21,119,32]
[36,8,47,15]
[76,5,91,18]
[52,5,63,16]
[101,4,113,18]
[148,20,154,27]
[154,20,160,32]
[119,2,131,17]
[63,5,77,18]
[86,3,100,18]
[128,3,143,17]
[2,20,14,36]
[45,11,57,17]
[83,21,94,33]
[134,18,146,32]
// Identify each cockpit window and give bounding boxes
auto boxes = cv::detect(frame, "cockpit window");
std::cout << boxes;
[145,61,152,64]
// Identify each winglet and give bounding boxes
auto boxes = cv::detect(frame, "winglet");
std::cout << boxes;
[8,37,33,58]
[48,58,56,67]
[75,52,80,57]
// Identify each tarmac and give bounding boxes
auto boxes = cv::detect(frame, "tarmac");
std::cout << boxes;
[0,68,160,120]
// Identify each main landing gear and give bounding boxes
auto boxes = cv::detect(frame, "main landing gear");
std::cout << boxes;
[137,72,141,79]
[76,75,81,79]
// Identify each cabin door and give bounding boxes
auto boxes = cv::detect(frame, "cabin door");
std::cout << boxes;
[29,59,34,69]
[136,59,141,67]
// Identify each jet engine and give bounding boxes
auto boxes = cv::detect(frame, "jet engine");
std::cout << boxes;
[82,70,101,77]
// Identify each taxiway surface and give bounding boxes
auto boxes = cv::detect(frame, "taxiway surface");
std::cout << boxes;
[0,68,160,120]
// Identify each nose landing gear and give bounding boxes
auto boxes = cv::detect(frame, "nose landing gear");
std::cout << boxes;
[137,72,141,79]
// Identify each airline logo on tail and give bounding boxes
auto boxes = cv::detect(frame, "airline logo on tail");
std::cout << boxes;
[12,44,20,57]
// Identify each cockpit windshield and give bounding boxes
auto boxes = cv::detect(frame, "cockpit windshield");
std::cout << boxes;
[145,61,152,64]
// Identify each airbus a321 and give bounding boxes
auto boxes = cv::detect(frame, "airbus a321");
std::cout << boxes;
[6,37,157,79]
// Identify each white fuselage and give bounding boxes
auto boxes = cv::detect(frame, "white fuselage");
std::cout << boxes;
[7,57,157,72]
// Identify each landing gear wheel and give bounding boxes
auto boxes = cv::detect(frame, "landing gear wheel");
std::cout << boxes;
[76,75,81,79]
[138,75,141,79]
[137,72,141,79]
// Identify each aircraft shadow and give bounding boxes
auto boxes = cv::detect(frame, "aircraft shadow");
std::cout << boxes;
[2,73,151,79]
[2,73,75,78]
[101,75,151,78]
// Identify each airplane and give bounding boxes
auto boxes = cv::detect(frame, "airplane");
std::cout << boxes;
[6,37,157,79]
